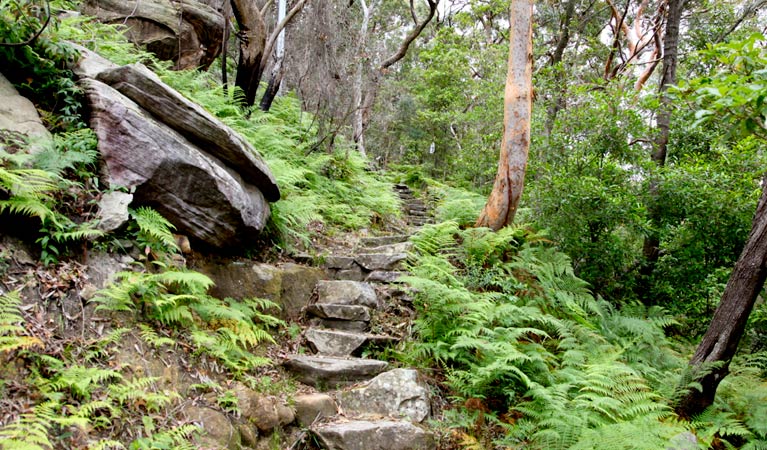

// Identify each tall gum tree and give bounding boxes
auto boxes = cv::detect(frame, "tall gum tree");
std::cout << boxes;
[475,0,533,230]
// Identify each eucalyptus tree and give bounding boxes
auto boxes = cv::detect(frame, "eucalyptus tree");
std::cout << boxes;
[475,0,534,230]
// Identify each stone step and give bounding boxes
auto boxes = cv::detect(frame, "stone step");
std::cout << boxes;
[364,270,403,283]
[365,241,413,255]
[305,328,397,357]
[312,420,435,450]
[336,369,430,423]
[307,304,371,321]
[317,280,378,308]
[283,355,388,389]
[309,318,368,332]
[356,252,408,271]
[360,235,410,247]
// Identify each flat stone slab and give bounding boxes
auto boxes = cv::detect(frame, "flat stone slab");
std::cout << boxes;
[307,304,371,321]
[355,253,408,271]
[312,420,435,450]
[306,328,397,357]
[366,241,413,255]
[309,318,369,332]
[283,355,388,389]
[337,369,430,423]
[322,255,357,269]
[317,280,378,308]
[365,271,403,283]
[360,235,411,247]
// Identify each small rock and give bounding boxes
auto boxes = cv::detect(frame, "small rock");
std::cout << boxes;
[323,255,356,269]
[237,422,259,448]
[181,405,240,450]
[251,396,281,432]
[277,404,295,426]
[365,271,403,283]
[96,191,133,232]
[294,393,338,427]
[334,266,364,282]
[79,283,99,301]
[360,235,410,247]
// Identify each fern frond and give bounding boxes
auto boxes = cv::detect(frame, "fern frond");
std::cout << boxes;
[0,291,43,353]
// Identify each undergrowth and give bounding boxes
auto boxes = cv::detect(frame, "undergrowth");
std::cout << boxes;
[403,221,767,449]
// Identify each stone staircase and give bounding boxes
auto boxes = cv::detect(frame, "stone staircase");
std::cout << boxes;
[282,234,436,450]
[394,184,432,228]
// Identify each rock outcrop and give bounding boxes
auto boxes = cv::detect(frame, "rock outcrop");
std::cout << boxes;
[81,0,224,70]
[73,49,279,248]
[0,72,52,154]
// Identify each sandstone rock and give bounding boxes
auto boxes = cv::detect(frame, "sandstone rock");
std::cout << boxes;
[337,369,430,423]
[365,241,413,255]
[279,263,325,319]
[95,63,279,201]
[317,280,378,308]
[83,78,271,248]
[181,405,240,450]
[308,318,369,332]
[69,44,118,79]
[306,328,368,356]
[251,396,281,432]
[312,420,435,450]
[294,393,337,427]
[277,403,295,426]
[96,191,133,232]
[333,266,364,282]
[202,262,282,302]
[355,253,408,271]
[237,422,259,448]
[360,235,410,247]
[81,0,224,70]
[283,355,388,389]
[306,304,371,322]
[0,72,52,154]
[667,431,698,450]
[365,271,403,283]
[322,255,356,269]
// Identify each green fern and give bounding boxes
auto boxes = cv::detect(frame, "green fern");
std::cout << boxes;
[0,291,42,353]
[129,207,180,254]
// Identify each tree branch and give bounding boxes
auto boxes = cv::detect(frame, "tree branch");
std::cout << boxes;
[379,0,438,70]
[261,0,309,71]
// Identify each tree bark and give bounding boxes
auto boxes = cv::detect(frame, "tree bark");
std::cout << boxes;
[475,0,533,231]
[675,177,767,419]
[231,0,267,107]
[640,0,683,282]
[544,0,576,140]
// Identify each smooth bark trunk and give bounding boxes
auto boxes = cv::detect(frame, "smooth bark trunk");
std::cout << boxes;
[231,0,267,107]
[475,0,533,230]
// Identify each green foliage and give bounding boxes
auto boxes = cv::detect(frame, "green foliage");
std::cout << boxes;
[0,0,83,131]
[404,223,691,448]
[92,266,283,372]
[129,207,180,255]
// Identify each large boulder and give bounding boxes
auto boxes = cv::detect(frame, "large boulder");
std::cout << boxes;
[0,72,52,153]
[95,63,278,201]
[83,78,271,248]
[81,0,224,70]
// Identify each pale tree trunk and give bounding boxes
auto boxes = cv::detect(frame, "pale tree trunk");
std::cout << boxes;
[260,0,287,111]
[475,0,533,231]
[352,0,375,156]
[352,0,439,155]
[675,177,767,419]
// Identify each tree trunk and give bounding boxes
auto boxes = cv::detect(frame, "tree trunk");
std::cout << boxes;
[260,62,284,111]
[231,0,267,107]
[543,0,575,140]
[475,0,533,231]
[640,0,684,284]
[675,177,767,419]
